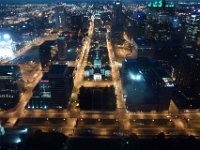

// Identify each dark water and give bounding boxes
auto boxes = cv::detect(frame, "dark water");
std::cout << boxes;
[10,46,40,64]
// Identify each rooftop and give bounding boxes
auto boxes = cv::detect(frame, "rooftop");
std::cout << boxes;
[39,40,56,50]
[0,65,20,76]
[123,57,174,87]
[172,90,200,110]
[48,64,68,78]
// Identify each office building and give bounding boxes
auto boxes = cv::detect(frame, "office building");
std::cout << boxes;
[27,73,51,109]
[93,27,107,46]
[54,4,66,29]
[134,38,153,58]
[79,86,116,111]
[57,34,67,60]
[71,15,83,40]
[94,14,102,30]
[170,40,200,113]
[111,26,124,44]
[39,40,56,68]
[175,47,200,93]
[71,15,82,30]
[0,65,22,109]
[111,1,124,43]
[112,0,124,27]
[122,58,174,112]
[48,64,74,108]
[185,12,200,45]
[82,16,90,35]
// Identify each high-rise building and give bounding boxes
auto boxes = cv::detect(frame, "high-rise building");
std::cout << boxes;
[94,14,102,30]
[48,64,74,108]
[185,12,200,45]
[122,58,174,112]
[175,47,200,93]
[39,40,55,68]
[112,0,124,27]
[197,35,200,45]
[153,21,172,42]
[172,45,200,113]
[0,65,22,109]
[27,73,51,109]
[93,27,107,45]
[71,15,83,40]
[111,1,125,43]
[71,15,82,30]
[82,16,90,35]
[54,4,66,29]
[57,34,67,60]
[134,38,153,58]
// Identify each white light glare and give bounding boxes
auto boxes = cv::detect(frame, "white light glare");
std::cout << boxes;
[130,74,141,81]
[3,34,11,40]
[0,33,15,59]
[15,137,21,143]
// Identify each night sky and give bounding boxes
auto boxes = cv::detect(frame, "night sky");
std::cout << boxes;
[0,0,193,4]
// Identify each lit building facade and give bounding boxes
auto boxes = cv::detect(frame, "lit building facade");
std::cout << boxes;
[175,47,200,94]
[112,0,124,27]
[57,34,67,60]
[48,64,73,108]
[27,73,51,109]
[54,4,66,29]
[111,1,124,43]
[39,40,55,68]
[85,46,111,80]
[0,65,21,109]
[185,12,200,44]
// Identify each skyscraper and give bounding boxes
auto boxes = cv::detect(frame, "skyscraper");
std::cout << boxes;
[111,1,125,43]
[27,73,51,109]
[122,58,174,112]
[57,34,67,60]
[0,65,22,109]
[39,40,55,68]
[185,12,200,45]
[175,47,200,93]
[54,4,66,29]
[48,64,73,108]
[112,0,124,27]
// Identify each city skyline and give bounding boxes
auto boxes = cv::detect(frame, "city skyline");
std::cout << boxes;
[0,0,199,4]
[0,0,200,149]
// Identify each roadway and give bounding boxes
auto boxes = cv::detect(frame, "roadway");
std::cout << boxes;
[106,37,126,110]
[69,15,94,110]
